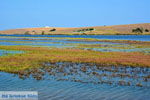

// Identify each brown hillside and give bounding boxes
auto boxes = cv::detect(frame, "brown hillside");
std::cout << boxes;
[0,23,150,35]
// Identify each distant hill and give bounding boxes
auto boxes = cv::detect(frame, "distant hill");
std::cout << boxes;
[0,23,150,35]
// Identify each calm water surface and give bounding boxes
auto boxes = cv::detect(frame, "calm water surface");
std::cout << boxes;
[0,35,150,52]
[0,34,150,41]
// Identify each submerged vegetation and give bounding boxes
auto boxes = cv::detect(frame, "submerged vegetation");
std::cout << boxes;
[16,62,150,87]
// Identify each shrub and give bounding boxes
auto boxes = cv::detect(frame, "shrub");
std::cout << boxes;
[41,31,45,35]
[145,29,149,32]
[50,28,56,32]
[132,28,143,34]
[74,28,94,33]
[89,28,94,31]
[24,31,30,35]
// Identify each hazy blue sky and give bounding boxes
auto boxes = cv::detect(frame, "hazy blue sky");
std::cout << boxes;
[0,0,150,30]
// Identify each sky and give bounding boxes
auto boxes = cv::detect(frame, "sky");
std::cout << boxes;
[0,0,150,30]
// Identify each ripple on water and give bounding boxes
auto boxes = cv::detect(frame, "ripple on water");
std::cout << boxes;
[0,62,150,100]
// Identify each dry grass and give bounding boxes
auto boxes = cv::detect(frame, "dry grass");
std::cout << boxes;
[0,23,150,35]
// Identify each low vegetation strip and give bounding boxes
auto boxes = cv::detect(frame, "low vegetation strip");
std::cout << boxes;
[66,38,150,44]
[0,46,150,73]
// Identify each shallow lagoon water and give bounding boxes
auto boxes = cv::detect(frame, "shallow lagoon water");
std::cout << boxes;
[1,34,150,41]
[0,62,150,100]
[0,49,23,56]
[0,35,129,51]
[0,35,150,100]
[0,72,149,100]
[1,35,150,52]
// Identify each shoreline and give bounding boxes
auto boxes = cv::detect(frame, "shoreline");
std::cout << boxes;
[1,34,150,35]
